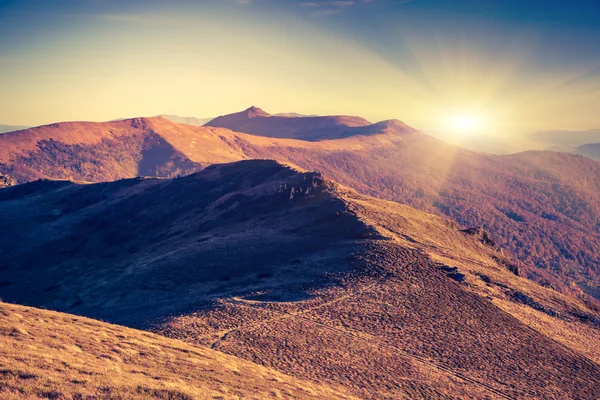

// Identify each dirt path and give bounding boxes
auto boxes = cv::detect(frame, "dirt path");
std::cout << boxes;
[205,277,518,400]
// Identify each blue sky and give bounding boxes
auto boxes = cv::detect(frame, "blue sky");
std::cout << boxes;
[0,0,598,133]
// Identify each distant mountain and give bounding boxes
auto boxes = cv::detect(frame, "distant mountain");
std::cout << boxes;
[424,130,531,154]
[274,112,319,117]
[0,301,352,400]
[204,106,413,140]
[157,114,213,126]
[0,124,29,134]
[531,129,600,149]
[576,143,600,161]
[2,111,600,300]
[1,159,598,399]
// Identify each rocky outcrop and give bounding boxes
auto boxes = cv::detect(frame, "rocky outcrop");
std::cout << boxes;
[461,226,500,250]
[0,172,16,188]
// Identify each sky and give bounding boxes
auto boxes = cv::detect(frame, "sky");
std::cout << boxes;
[0,0,599,137]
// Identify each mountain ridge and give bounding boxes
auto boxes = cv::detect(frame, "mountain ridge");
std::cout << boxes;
[1,112,600,302]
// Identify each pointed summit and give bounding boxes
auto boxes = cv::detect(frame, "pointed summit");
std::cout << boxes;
[244,106,271,118]
[204,106,271,130]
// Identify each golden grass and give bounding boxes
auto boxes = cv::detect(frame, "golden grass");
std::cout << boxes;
[0,302,356,400]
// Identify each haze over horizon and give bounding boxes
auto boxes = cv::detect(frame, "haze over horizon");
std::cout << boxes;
[1,0,599,140]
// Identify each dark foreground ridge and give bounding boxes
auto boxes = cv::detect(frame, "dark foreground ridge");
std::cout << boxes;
[0,160,376,326]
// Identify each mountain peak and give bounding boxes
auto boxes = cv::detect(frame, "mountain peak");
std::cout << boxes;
[244,106,270,118]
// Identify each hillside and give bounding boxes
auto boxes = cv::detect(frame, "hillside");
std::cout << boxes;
[254,143,600,300]
[0,301,354,400]
[1,113,600,299]
[204,106,415,140]
[0,160,371,325]
[1,160,599,399]
[0,117,247,186]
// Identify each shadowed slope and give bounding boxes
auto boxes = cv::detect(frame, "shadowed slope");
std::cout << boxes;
[1,160,599,399]
[0,160,372,326]
[0,301,355,400]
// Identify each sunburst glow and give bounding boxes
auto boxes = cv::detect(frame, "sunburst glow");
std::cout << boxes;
[447,112,486,134]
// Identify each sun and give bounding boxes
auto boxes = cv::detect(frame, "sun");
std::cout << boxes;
[447,112,486,134]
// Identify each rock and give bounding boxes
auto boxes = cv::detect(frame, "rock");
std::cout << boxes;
[10,326,29,336]
[0,173,16,188]
[506,263,522,277]
[461,226,503,253]
[441,265,465,283]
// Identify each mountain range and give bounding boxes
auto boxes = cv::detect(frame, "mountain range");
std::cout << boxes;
[1,160,599,399]
[1,107,599,301]
[531,129,600,149]
[204,106,396,140]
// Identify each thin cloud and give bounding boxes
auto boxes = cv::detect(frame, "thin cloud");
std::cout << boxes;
[293,0,415,17]
[225,0,416,17]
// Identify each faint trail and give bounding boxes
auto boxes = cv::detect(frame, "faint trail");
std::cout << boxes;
[230,300,516,400]
[207,277,519,400]
[204,277,383,344]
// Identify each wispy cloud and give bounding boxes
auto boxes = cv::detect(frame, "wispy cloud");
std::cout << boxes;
[293,0,413,18]
[229,0,412,17]
[95,12,180,26]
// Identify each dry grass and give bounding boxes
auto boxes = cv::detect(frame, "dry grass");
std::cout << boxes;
[0,302,356,400]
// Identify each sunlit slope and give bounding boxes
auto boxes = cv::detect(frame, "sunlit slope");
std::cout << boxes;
[0,117,246,185]
[0,301,356,400]
[0,114,414,186]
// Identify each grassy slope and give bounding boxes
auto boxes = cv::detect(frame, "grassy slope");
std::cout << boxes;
[0,301,355,400]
